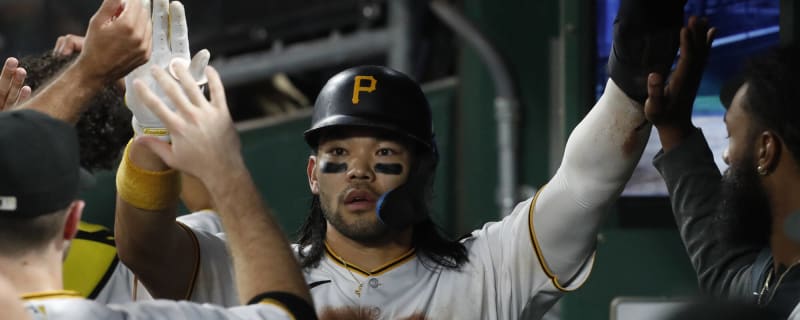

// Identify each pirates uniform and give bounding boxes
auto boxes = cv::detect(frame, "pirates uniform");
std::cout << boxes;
[179,79,650,319]
[64,211,225,303]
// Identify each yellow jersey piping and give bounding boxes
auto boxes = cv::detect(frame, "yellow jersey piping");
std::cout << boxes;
[21,290,82,300]
[324,242,416,277]
[527,185,574,292]
[176,220,201,300]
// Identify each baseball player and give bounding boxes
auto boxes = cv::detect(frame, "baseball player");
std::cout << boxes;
[0,0,150,305]
[3,56,315,319]
[115,0,692,318]
[0,0,223,306]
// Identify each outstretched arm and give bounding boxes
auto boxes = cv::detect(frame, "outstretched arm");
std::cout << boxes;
[114,139,196,300]
[531,0,690,289]
[113,0,210,300]
[648,18,758,297]
[134,62,311,305]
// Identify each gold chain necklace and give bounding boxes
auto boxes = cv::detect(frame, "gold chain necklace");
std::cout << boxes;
[326,244,367,298]
[757,259,800,305]
[342,260,365,297]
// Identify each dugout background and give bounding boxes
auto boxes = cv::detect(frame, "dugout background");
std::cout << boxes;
[0,0,795,318]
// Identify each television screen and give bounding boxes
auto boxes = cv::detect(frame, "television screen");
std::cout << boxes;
[596,0,780,196]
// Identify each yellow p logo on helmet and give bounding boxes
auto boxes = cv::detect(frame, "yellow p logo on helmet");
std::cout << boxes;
[352,75,377,104]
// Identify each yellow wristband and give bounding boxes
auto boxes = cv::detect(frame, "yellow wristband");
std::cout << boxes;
[116,140,180,211]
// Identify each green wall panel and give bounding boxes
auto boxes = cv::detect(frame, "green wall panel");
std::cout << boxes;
[457,0,558,234]
[561,228,699,320]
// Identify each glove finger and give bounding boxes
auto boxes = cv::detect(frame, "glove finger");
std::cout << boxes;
[169,1,190,59]
[133,75,182,128]
[189,49,210,84]
[152,0,170,56]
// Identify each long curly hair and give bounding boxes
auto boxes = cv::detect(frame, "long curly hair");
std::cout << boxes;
[20,52,132,172]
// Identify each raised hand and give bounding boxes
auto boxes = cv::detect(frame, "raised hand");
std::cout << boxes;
[133,63,240,182]
[124,0,210,141]
[75,0,152,85]
[645,16,716,151]
[608,0,686,104]
[0,58,31,111]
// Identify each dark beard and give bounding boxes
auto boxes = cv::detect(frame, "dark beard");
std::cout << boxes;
[716,161,772,247]
[320,189,390,244]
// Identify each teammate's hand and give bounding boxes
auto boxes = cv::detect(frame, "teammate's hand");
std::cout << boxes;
[644,16,715,150]
[75,0,152,86]
[133,63,242,183]
[53,34,85,56]
[0,57,31,111]
[124,0,210,141]
[608,0,686,104]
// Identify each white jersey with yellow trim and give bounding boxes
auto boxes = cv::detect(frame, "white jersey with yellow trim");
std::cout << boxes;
[22,291,295,320]
[128,211,227,302]
[182,79,648,319]
[67,211,226,304]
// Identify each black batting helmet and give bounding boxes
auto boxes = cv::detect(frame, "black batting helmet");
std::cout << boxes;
[304,65,435,154]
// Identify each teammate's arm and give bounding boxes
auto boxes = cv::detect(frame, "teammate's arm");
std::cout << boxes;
[19,0,151,123]
[133,63,312,304]
[114,140,198,300]
[529,0,691,289]
[648,19,755,296]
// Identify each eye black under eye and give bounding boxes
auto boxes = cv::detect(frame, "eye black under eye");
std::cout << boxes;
[375,163,403,175]
[322,161,347,173]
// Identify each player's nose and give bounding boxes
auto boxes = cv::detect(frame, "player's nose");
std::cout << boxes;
[347,158,374,182]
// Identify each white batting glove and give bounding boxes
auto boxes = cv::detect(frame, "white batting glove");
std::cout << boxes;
[124,0,210,141]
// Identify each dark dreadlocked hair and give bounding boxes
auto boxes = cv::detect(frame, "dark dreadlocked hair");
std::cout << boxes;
[19,52,132,172]
[296,134,469,271]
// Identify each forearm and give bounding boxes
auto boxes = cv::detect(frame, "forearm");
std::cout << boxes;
[533,79,650,282]
[653,128,758,296]
[204,165,311,305]
[114,140,197,299]
[19,59,104,124]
